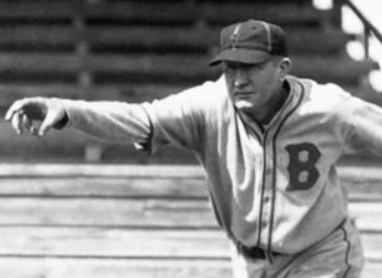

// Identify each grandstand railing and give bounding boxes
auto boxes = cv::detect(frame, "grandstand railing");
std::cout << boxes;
[342,0,382,60]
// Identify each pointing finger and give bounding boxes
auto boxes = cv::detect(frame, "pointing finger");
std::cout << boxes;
[11,111,23,135]
[5,98,34,122]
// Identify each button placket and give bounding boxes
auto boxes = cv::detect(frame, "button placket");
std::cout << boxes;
[258,135,275,245]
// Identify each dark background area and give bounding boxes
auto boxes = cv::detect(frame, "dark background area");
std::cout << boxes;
[0,0,380,165]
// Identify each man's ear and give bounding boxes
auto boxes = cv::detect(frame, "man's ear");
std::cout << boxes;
[279,57,292,81]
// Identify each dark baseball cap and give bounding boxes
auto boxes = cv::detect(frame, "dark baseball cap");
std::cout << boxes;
[209,19,288,66]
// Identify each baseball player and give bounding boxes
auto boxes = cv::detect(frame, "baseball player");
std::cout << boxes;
[6,19,379,277]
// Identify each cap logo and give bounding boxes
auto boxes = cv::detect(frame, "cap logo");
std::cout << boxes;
[229,24,241,50]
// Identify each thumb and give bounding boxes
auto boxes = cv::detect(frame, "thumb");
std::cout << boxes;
[38,109,64,137]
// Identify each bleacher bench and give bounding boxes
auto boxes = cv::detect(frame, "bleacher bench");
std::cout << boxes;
[0,0,378,112]
[0,164,380,277]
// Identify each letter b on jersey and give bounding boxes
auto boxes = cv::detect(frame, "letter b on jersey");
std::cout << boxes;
[285,143,321,191]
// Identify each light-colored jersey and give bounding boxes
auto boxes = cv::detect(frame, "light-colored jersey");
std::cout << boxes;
[61,75,382,255]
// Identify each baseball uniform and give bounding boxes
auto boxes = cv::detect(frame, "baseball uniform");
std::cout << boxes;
[60,74,375,277]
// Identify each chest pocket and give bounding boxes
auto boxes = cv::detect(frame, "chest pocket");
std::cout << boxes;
[285,142,321,191]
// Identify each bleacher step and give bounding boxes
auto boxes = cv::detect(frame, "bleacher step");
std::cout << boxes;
[0,53,376,86]
[0,257,378,278]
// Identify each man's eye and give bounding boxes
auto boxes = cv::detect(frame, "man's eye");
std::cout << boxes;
[223,66,234,73]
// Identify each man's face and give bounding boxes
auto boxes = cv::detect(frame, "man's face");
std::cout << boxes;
[223,58,284,115]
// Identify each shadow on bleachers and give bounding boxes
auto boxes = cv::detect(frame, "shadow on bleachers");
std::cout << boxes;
[0,0,379,163]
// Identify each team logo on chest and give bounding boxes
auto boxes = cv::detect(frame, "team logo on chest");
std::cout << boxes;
[285,142,321,191]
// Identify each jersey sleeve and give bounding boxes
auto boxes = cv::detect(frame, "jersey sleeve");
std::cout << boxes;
[60,99,152,146]
[344,94,382,157]
[59,79,218,154]
[141,82,214,154]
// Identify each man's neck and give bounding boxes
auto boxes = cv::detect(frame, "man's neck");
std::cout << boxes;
[251,82,290,126]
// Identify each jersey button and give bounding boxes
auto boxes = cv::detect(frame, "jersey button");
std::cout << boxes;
[264,196,270,203]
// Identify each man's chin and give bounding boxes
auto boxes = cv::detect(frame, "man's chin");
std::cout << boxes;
[234,101,255,111]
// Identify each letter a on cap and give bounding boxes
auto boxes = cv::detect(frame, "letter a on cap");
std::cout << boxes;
[229,24,241,50]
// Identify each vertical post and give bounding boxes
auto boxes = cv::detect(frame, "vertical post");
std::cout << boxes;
[73,0,102,162]
[73,0,92,97]
[330,0,343,28]
[363,26,370,60]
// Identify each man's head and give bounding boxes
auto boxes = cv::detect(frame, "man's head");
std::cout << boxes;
[210,19,292,123]
[210,19,288,66]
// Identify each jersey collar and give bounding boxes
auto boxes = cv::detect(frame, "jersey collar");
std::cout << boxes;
[237,76,304,138]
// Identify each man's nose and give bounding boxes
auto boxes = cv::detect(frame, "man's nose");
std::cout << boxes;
[233,69,248,87]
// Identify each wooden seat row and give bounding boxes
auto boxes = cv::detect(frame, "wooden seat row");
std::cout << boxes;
[0,164,380,277]
[0,0,375,111]
[0,53,375,79]
[0,1,325,28]
[0,25,350,56]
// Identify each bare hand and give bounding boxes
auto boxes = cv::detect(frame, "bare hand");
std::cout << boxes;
[4,97,66,137]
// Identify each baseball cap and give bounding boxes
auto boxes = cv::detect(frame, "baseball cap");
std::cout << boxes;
[209,19,288,66]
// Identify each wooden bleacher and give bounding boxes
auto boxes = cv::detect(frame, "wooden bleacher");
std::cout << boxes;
[0,0,379,162]
[0,0,381,277]
[0,0,377,104]
[0,164,381,277]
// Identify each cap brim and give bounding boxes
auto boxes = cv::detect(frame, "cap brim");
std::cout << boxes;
[209,49,271,66]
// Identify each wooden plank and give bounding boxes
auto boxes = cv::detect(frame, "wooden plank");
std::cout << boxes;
[286,28,349,55]
[0,164,382,200]
[338,166,382,181]
[363,262,382,278]
[350,203,382,232]
[0,177,208,198]
[0,176,380,201]
[0,52,375,86]
[0,257,232,278]
[0,1,74,20]
[84,2,325,27]
[0,26,75,49]
[0,83,188,109]
[89,54,378,86]
[0,227,229,258]
[360,233,382,261]
[202,3,326,27]
[0,121,197,164]
[0,195,377,231]
[0,164,204,178]
[0,198,217,228]
[0,25,348,55]
[88,54,217,82]
[0,53,80,73]
[0,163,381,180]
[1,164,382,190]
[0,84,85,106]
[0,1,324,28]
[277,56,374,82]
[0,227,379,260]
[84,2,196,25]
[87,26,215,53]
[0,257,379,278]
[290,56,379,85]
[87,26,348,55]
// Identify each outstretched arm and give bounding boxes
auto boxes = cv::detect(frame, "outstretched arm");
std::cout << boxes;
[4,79,216,152]
[4,97,152,147]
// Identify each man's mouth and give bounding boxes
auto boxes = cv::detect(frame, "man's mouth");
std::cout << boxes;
[235,91,253,97]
